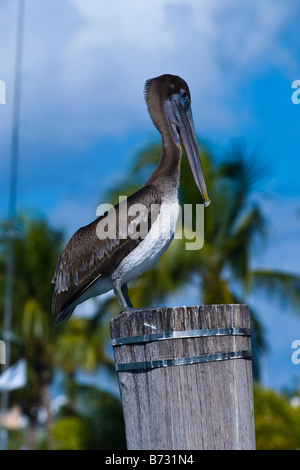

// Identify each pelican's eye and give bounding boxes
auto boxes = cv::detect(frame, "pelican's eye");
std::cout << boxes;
[180,89,190,109]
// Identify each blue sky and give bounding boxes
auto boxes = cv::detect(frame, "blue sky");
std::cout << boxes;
[1,0,300,391]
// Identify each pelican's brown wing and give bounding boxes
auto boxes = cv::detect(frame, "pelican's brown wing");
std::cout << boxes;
[51,185,161,324]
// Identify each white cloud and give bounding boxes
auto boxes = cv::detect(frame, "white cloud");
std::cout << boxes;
[0,0,298,149]
[68,0,174,51]
[0,0,299,225]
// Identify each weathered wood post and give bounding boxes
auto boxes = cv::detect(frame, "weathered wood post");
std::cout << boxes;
[110,304,255,450]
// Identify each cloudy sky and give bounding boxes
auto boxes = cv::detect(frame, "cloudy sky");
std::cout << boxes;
[1,0,300,390]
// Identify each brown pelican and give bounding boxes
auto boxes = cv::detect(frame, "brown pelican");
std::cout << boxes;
[51,74,210,324]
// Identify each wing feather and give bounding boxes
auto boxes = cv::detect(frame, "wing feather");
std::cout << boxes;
[51,185,162,323]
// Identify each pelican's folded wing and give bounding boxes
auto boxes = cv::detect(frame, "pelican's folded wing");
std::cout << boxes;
[51,184,162,324]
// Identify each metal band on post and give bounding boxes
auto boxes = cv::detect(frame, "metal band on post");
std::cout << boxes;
[115,349,252,372]
[112,326,252,372]
[111,327,251,346]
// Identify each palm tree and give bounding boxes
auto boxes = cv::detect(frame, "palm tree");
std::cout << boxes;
[53,300,115,403]
[105,140,300,379]
[0,215,64,448]
[1,215,124,449]
[52,299,125,449]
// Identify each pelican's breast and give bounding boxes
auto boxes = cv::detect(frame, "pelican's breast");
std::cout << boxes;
[113,194,180,284]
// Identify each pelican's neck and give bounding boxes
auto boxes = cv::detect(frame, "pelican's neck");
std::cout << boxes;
[146,138,182,193]
[145,100,182,193]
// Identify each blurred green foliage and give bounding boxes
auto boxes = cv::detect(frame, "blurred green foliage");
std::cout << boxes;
[254,386,300,450]
[51,415,93,450]
[51,386,126,450]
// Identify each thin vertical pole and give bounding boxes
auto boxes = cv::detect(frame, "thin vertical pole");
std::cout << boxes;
[0,0,26,451]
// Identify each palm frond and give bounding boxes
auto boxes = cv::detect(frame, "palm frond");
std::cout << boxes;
[249,270,300,313]
[215,141,267,238]
[225,205,267,279]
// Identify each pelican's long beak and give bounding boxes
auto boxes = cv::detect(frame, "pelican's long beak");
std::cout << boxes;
[165,93,211,207]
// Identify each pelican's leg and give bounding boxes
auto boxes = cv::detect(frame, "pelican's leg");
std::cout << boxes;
[113,279,134,311]
[121,283,134,308]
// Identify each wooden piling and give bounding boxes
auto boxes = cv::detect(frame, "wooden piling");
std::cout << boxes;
[110,304,255,450]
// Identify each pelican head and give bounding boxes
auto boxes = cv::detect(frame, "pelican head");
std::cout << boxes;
[145,74,210,206]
